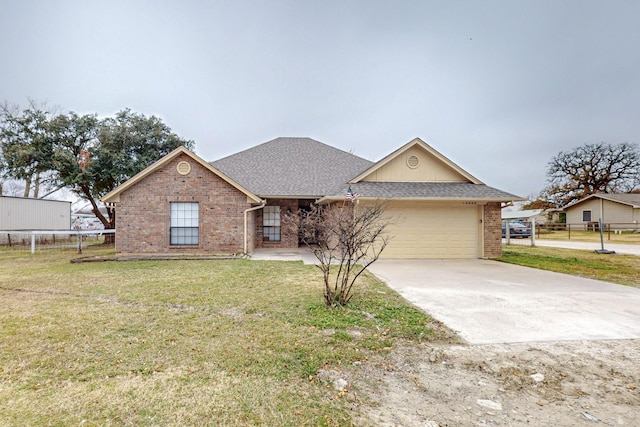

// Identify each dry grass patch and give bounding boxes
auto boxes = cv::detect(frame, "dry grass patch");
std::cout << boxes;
[536,229,640,244]
[500,245,640,287]
[0,250,444,426]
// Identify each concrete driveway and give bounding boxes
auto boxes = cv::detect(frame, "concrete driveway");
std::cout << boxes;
[368,259,640,344]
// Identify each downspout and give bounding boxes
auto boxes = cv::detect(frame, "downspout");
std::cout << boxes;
[244,200,266,254]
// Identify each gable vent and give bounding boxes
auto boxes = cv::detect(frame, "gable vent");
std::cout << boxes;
[177,161,191,175]
[406,155,420,169]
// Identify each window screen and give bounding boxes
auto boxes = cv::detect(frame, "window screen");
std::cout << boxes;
[582,210,592,222]
[170,202,199,245]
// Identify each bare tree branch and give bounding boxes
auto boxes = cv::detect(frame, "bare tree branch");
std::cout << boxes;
[541,142,640,206]
[284,201,391,307]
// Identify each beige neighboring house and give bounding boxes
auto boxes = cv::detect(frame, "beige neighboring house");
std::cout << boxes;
[563,193,640,229]
[102,137,523,258]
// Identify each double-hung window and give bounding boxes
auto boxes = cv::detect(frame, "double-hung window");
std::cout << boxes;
[170,202,199,245]
[263,205,281,242]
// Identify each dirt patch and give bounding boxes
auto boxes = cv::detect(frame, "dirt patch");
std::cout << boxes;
[350,339,640,426]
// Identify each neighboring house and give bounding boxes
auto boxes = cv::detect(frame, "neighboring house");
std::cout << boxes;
[0,196,71,230]
[563,193,640,230]
[101,137,523,258]
[502,209,547,225]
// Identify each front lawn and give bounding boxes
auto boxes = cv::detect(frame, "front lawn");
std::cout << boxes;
[499,245,640,287]
[0,248,442,426]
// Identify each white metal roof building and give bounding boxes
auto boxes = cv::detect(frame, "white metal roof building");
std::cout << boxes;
[0,196,71,230]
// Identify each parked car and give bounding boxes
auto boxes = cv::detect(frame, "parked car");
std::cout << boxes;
[502,221,532,238]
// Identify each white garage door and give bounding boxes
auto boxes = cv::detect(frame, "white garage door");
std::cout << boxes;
[382,202,480,258]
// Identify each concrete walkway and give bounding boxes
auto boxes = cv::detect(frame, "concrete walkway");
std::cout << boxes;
[368,259,640,344]
[250,248,319,264]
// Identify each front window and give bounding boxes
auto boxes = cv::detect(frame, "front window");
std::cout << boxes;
[263,205,281,242]
[170,202,199,245]
[582,210,592,222]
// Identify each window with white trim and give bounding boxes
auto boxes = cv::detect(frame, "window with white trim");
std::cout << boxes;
[582,210,592,222]
[170,202,199,245]
[263,205,281,242]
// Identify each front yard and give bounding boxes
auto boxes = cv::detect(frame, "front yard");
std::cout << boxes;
[2,246,639,425]
[0,248,443,426]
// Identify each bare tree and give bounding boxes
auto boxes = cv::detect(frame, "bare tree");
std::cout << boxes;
[541,142,640,207]
[285,201,391,307]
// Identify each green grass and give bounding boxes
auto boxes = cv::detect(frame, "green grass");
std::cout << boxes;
[0,247,441,426]
[499,245,640,287]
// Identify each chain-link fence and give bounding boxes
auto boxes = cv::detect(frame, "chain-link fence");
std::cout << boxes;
[503,221,640,248]
[0,229,116,256]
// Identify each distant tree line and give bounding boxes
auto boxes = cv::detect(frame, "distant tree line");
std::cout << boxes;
[0,100,194,230]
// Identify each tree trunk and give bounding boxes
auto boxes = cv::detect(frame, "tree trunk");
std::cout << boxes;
[33,171,40,198]
[103,232,115,245]
[23,177,31,198]
[77,183,116,245]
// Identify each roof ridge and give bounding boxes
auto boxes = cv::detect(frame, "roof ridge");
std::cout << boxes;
[208,137,375,197]
[211,137,372,163]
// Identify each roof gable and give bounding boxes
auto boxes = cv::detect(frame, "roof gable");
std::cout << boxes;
[350,137,481,184]
[211,137,374,198]
[101,146,262,204]
[564,193,640,210]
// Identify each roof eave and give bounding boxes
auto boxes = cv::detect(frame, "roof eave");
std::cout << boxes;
[258,195,324,200]
[562,193,640,210]
[101,146,263,205]
[317,195,527,204]
[594,194,640,208]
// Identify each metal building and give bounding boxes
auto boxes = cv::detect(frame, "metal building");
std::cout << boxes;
[0,196,71,230]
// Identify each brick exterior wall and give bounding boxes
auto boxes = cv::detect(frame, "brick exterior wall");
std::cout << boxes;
[113,150,503,259]
[255,198,299,249]
[115,153,254,254]
[483,202,502,259]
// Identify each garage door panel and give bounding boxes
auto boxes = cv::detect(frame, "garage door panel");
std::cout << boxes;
[381,203,479,258]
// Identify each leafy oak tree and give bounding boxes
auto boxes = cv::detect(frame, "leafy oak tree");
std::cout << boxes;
[541,142,640,207]
[49,109,194,230]
[0,101,57,197]
[1,102,194,234]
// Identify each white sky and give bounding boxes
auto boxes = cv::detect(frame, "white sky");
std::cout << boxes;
[1,0,638,198]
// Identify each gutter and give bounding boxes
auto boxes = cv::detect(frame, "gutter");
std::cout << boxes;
[244,200,266,254]
[317,196,525,204]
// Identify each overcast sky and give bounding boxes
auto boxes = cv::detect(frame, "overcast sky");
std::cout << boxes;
[1,0,638,198]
